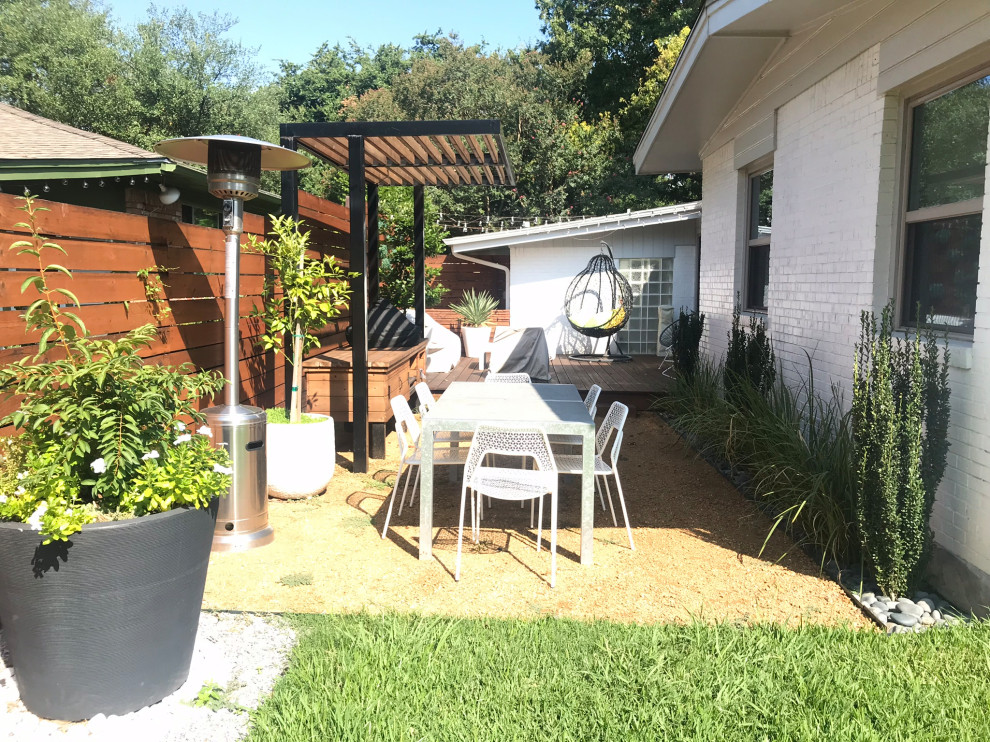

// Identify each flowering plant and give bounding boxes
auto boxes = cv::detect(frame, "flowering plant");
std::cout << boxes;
[0,196,231,542]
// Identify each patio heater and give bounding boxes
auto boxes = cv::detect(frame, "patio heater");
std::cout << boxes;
[154,135,309,551]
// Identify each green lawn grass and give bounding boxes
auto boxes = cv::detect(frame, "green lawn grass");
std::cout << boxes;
[247,613,990,741]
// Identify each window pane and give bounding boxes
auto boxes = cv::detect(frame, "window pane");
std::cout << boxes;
[904,214,981,333]
[908,74,990,211]
[749,171,773,240]
[746,244,770,311]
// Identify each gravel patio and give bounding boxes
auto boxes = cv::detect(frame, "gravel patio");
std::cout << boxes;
[203,411,867,628]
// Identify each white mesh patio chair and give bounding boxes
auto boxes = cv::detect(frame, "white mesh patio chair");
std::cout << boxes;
[456,425,559,587]
[553,401,634,550]
[550,383,602,451]
[380,395,470,539]
[484,371,531,383]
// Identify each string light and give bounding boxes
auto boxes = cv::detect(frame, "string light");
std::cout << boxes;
[43,183,50,193]
[82,181,89,189]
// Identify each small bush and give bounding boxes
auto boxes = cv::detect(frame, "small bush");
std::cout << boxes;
[671,309,705,380]
[724,306,775,407]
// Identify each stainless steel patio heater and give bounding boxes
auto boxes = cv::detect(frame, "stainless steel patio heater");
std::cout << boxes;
[154,135,309,551]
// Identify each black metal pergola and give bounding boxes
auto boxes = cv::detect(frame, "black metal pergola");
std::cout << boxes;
[279,120,516,473]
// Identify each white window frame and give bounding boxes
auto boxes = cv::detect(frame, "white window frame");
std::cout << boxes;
[899,67,989,337]
[745,167,773,312]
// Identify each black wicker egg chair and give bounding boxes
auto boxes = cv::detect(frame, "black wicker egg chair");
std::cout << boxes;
[564,242,633,363]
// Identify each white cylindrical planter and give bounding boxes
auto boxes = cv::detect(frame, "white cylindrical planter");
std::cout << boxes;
[266,414,335,500]
[460,326,492,369]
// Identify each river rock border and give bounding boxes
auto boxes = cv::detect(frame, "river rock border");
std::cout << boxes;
[1,611,296,741]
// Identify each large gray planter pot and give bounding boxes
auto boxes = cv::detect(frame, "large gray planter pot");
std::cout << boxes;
[0,501,218,721]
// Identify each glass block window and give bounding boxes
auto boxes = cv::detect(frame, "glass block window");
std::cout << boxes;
[617,258,673,355]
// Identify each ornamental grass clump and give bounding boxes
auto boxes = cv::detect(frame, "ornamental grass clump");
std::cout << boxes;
[449,288,499,327]
[670,308,704,379]
[0,196,232,543]
[852,302,950,597]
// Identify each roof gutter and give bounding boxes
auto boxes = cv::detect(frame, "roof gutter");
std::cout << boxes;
[449,246,512,311]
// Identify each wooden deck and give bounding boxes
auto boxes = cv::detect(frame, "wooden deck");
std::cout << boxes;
[425,355,672,412]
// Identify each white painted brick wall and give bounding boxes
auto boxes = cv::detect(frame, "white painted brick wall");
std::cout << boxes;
[700,46,990,585]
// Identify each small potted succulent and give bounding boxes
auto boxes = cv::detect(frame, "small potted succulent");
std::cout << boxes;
[449,288,499,364]
[0,197,232,721]
[249,215,352,499]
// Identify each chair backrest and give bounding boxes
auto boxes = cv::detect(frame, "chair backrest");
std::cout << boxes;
[596,401,629,462]
[414,381,436,415]
[584,383,602,418]
[390,395,420,460]
[485,372,531,384]
[463,425,557,491]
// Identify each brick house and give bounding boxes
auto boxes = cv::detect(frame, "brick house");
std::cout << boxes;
[635,0,990,611]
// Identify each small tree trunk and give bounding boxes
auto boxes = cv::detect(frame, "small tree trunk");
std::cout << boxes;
[290,320,303,423]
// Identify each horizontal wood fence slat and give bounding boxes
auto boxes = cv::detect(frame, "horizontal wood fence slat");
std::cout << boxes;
[1,190,352,435]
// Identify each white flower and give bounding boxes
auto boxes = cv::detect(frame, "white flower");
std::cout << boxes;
[213,463,233,475]
[174,421,186,431]
[16,471,28,480]
[90,458,107,474]
[142,450,160,460]
[15,486,25,496]
[197,425,212,437]
[174,433,192,445]
[27,502,47,531]
[0,495,7,504]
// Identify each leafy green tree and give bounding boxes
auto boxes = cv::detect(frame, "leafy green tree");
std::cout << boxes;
[375,187,449,308]
[125,7,281,150]
[536,0,702,117]
[0,0,136,138]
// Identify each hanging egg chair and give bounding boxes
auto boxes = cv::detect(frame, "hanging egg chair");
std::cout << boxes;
[564,242,633,362]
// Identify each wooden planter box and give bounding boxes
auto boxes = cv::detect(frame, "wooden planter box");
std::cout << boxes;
[301,340,428,458]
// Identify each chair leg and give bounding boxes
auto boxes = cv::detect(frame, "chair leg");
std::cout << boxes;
[612,471,635,550]
[595,477,607,511]
[397,464,418,516]
[381,462,406,538]
[549,490,558,588]
[601,474,618,527]
[456,486,468,582]
[536,495,544,552]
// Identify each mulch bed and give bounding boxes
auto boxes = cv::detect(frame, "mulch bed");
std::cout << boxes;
[203,411,868,628]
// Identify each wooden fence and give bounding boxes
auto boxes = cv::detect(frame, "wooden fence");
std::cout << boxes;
[0,191,350,431]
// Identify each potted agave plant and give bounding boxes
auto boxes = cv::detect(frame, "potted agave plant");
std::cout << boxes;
[0,197,232,721]
[249,215,352,499]
[449,288,499,365]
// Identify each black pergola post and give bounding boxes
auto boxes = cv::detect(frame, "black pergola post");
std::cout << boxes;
[413,184,426,339]
[348,135,370,473]
[367,183,380,305]
[279,133,300,413]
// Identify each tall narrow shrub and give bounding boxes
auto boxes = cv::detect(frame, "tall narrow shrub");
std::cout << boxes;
[724,306,775,406]
[852,303,950,597]
[671,309,704,380]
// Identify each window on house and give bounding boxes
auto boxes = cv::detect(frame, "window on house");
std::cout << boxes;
[181,204,221,229]
[746,169,773,311]
[903,73,989,334]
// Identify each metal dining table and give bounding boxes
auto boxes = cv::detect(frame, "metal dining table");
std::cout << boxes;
[418,381,597,565]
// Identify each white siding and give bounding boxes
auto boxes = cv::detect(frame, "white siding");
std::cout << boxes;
[698,32,990,609]
[509,220,699,355]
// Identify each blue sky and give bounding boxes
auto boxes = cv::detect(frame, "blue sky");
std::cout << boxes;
[104,0,546,75]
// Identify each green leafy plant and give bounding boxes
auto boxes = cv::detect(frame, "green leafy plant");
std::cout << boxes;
[852,302,951,597]
[724,305,775,407]
[670,309,704,380]
[449,289,499,327]
[136,265,174,324]
[0,196,231,542]
[249,215,354,423]
[192,681,226,710]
